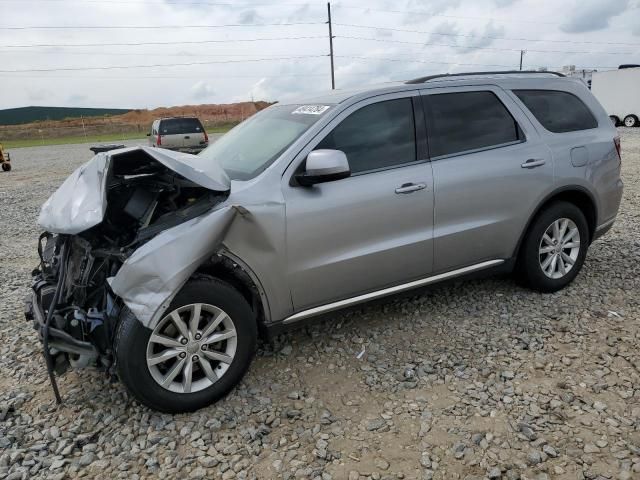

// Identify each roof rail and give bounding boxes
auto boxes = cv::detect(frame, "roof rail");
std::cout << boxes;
[405,70,565,84]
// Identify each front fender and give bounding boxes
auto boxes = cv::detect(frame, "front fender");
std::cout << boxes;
[108,206,238,328]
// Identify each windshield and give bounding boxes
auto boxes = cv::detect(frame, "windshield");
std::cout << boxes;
[198,104,331,180]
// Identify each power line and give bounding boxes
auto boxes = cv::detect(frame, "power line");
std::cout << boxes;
[337,55,618,70]
[331,4,562,25]
[336,35,639,55]
[334,22,640,47]
[0,0,316,5]
[0,50,324,57]
[0,22,323,30]
[5,30,634,55]
[337,55,515,69]
[2,36,326,48]
[0,73,328,79]
[0,55,326,73]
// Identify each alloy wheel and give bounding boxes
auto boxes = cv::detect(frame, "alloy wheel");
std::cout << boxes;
[146,303,237,393]
[538,218,581,279]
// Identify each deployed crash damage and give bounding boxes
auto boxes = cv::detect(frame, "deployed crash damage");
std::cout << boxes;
[25,146,236,401]
[24,102,334,412]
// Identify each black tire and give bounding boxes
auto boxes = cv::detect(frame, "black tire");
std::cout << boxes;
[115,278,257,413]
[1,162,10,172]
[609,116,619,127]
[517,201,589,293]
[623,115,638,128]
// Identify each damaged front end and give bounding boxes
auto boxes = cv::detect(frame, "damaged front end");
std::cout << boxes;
[25,146,232,400]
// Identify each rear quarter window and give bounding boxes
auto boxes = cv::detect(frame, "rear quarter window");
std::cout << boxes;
[513,90,598,133]
[423,91,523,158]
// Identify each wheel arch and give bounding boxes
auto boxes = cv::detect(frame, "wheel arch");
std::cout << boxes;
[193,250,272,338]
[514,186,598,260]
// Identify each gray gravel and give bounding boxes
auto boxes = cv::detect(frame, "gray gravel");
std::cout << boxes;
[1,131,639,480]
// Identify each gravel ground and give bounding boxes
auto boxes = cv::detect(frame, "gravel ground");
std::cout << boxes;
[1,131,639,480]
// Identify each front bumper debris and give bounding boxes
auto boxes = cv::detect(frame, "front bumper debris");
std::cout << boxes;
[25,283,98,373]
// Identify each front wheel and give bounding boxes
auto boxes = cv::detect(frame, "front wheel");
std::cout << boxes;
[517,202,589,292]
[623,115,638,128]
[115,278,257,413]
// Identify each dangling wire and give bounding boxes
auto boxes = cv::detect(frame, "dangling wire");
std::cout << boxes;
[41,235,70,404]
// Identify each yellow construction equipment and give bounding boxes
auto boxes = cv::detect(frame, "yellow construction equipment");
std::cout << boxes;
[0,143,11,171]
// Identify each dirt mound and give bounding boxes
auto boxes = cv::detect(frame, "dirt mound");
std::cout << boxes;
[0,101,272,142]
[118,101,271,126]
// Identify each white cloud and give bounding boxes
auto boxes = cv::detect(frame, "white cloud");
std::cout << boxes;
[0,0,636,109]
[428,21,460,45]
[27,88,53,103]
[67,94,88,106]
[190,81,215,100]
[458,21,506,52]
[560,0,629,33]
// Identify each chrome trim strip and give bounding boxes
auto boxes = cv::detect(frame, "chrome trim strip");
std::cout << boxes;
[596,218,616,231]
[283,259,505,324]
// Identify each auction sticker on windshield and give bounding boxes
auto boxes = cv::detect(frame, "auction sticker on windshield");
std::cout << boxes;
[292,105,330,115]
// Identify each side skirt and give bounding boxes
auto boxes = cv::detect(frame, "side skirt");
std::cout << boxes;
[282,259,505,326]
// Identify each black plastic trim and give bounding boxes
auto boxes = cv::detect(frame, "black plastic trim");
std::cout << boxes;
[512,185,599,260]
[412,96,429,161]
[262,258,515,340]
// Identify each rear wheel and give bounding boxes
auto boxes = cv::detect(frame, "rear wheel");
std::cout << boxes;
[609,115,619,127]
[1,162,10,172]
[623,115,638,127]
[115,278,257,412]
[517,202,589,292]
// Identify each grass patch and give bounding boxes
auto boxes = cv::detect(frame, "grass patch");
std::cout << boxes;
[205,122,239,133]
[3,132,145,149]
[3,124,236,149]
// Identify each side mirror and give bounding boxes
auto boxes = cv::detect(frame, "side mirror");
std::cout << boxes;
[296,149,350,187]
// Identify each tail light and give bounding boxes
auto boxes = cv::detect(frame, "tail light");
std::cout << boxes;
[157,134,162,146]
[614,136,621,162]
[204,131,209,143]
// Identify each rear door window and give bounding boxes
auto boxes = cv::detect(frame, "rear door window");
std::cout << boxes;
[315,98,416,174]
[160,118,204,135]
[423,91,523,158]
[513,90,598,133]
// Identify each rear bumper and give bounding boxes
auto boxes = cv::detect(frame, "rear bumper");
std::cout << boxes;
[156,145,207,154]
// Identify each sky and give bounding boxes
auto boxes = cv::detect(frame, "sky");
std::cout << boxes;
[0,0,639,109]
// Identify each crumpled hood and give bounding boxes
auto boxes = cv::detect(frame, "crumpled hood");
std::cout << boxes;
[38,146,230,234]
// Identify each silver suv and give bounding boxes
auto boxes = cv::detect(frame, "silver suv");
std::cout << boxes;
[27,71,623,412]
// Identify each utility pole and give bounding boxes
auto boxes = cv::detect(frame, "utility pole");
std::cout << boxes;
[327,2,335,89]
[519,50,526,71]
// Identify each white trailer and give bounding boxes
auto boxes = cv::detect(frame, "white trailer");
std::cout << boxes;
[591,68,640,127]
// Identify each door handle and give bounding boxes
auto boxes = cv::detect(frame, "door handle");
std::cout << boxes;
[395,182,427,194]
[184,135,191,139]
[521,159,546,169]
